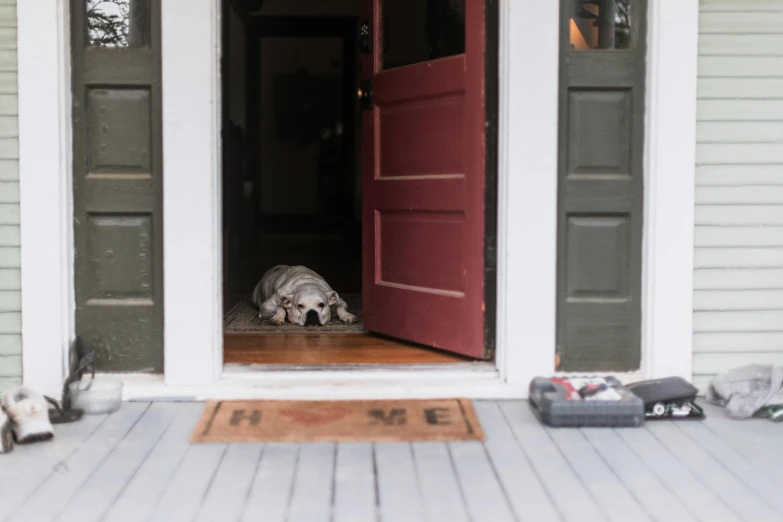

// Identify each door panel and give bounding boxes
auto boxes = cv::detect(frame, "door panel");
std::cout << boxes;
[361,0,487,358]
[557,0,646,371]
[72,0,163,372]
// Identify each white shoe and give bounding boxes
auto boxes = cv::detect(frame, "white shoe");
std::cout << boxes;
[0,387,55,444]
[0,407,12,453]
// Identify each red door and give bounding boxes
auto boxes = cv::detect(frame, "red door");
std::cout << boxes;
[361,0,488,359]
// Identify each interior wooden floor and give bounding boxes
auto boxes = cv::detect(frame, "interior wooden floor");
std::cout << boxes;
[223,332,475,365]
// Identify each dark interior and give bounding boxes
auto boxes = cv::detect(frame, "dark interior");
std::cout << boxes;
[221,0,362,312]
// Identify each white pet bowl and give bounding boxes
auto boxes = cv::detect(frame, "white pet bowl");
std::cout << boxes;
[69,380,123,415]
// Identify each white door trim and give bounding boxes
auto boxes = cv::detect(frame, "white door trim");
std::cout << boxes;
[160,0,224,388]
[497,0,560,388]
[641,0,699,380]
[17,0,698,399]
[17,0,74,398]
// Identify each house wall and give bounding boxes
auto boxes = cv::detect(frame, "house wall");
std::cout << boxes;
[0,0,19,389]
[693,0,783,390]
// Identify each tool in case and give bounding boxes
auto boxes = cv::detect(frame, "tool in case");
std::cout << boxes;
[529,376,645,427]
[626,376,704,420]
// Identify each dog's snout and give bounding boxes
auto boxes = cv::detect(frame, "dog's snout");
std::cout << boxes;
[305,309,320,326]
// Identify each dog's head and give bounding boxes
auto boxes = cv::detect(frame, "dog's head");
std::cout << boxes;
[280,284,339,326]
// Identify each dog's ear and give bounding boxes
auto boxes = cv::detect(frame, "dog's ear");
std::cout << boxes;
[279,294,294,308]
[327,291,339,306]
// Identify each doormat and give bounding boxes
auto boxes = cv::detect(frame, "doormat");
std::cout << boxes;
[190,399,485,443]
[223,295,365,334]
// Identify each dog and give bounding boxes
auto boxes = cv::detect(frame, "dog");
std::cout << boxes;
[252,265,357,327]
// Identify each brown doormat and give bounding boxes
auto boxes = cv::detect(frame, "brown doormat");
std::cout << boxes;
[191,399,485,443]
[223,295,365,334]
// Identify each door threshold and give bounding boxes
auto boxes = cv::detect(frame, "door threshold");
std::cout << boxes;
[114,364,525,400]
[223,361,496,373]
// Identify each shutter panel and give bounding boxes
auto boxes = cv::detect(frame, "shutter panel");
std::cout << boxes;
[556,0,647,371]
[71,0,163,372]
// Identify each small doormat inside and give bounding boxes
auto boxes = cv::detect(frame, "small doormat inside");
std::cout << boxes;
[191,399,485,443]
[223,295,365,334]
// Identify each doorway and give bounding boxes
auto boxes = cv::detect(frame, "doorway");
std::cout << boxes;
[220,0,496,369]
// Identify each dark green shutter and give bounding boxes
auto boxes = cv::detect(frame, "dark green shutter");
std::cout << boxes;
[71,1,163,372]
[556,0,647,371]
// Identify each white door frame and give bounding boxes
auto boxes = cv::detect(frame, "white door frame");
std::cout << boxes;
[17,0,698,399]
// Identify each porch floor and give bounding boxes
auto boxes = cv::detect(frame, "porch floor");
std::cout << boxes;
[1,401,781,522]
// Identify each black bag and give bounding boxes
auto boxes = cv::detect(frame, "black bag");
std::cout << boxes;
[626,377,705,420]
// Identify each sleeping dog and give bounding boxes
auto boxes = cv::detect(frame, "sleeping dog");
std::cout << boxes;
[252,265,357,326]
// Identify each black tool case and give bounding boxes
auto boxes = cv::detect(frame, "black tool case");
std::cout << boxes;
[529,376,645,428]
[626,376,705,420]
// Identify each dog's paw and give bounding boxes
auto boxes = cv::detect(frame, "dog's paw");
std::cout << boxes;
[271,316,285,326]
[340,313,358,324]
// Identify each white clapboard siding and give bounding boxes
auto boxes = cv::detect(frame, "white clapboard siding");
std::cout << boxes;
[693,352,783,375]
[697,165,783,186]
[694,331,783,352]
[699,11,783,33]
[0,245,18,267]
[697,144,783,165]
[694,290,783,311]
[697,186,783,205]
[696,227,783,247]
[695,310,783,332]
[0,116,16,137]
[698,99,783,120]
[694,0,783,391]
[695,269,783,290]
[695,249,783,269]
[700,0,783,11]
[696,206,783,225]
[697,121,783,142]
[0,0,19,388]
[699,34,783,56]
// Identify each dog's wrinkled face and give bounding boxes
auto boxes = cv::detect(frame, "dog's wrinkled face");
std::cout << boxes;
[281,285,339,326]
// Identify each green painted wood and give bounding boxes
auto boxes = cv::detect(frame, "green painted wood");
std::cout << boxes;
[71,0,163,372]
[556,0,647,371]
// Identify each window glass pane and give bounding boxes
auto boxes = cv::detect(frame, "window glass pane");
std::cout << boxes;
[87,0,150,48]
[382,0,465,70]
[568,0,632,51]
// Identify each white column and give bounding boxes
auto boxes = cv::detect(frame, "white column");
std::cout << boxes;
[497,0,560,386]
[642,0,699,379]
[18,0,73,397]
[161,0,223,386]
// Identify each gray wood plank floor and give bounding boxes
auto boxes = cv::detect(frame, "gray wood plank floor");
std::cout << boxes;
[1,401,781,522]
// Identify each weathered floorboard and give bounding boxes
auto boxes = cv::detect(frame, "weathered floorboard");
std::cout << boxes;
[102,402,204,522]
[616,425,741,522]
[9,403,147,522]
[286,442,336,522]
[333,443,377,522]
[0,412,107,520]
[547,426,650,522]
[474,401,560,522]
[145,441,227,522]
[56,403,181,522]
[412,442,470,522]
[196,443,264,522]
[240,443,299,522]
[499,401,606,522]
[374,443,426,522]
[1,400,779,522]
[581,427,697,522]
